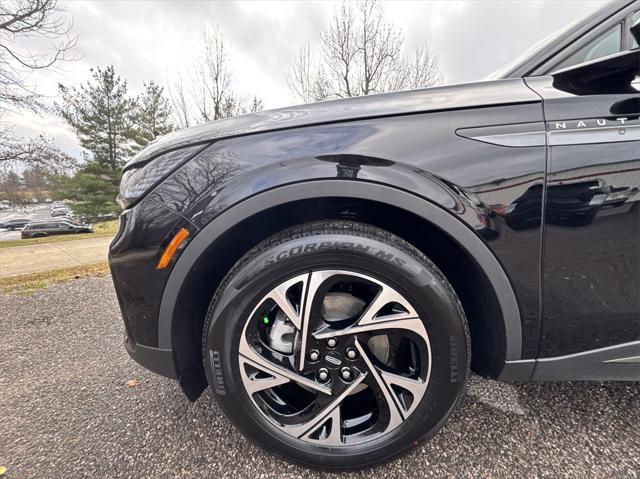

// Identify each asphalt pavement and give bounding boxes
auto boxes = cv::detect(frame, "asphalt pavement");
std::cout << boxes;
[1,276,639,478]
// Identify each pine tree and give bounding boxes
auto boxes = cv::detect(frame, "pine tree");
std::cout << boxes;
[54,162,121,220]
[133,81,174,149]
[57,66,137,170]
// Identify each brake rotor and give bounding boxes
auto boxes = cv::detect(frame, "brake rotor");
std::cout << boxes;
[321,292,366,322]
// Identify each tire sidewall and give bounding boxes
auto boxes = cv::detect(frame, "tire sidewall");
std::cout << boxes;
[204,230,469,468]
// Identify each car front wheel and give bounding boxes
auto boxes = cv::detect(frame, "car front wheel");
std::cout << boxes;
[203,221,470,469]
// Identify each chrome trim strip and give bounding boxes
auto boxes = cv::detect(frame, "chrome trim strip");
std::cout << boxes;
[604,355,640,364]
[458,119,640,148]
[456,122,545,148]
[472,131,546,147]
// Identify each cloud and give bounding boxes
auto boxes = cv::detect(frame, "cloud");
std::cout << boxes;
[4,0,607,158]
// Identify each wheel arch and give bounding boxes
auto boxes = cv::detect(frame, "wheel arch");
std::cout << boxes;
[159,180,527,393]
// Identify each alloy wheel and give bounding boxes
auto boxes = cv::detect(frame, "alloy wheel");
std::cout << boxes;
[238,270,432,446]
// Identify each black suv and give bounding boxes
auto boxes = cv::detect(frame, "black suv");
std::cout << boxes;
[109,1,640,469]
[22,220,93,238]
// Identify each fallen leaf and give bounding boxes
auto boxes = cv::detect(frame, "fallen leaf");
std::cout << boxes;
[126,379,140,387]
[0,466,6,476]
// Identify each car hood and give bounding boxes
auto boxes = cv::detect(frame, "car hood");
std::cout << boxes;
[126,78,539,169]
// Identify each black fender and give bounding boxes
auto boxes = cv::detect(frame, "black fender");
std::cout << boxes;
[157,180,525,371]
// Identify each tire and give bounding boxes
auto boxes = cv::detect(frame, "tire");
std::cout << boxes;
[202,221,470,469]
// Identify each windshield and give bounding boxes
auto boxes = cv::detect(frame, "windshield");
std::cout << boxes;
[487,18,583,80]
[487,0,630,79]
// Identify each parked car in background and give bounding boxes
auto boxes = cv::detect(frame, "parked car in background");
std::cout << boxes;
[21,220,93,239]
[0,218,31,230]
[51,207,72,217]
[79,212,118,223]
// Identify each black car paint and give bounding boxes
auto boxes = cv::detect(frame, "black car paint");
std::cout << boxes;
[111,79,545,363]
[109,3,640,393]
[125,78,539,169]
[526,74,640,359]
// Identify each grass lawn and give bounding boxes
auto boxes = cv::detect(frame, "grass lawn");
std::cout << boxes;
[0,220,118,249]
[0,262,111,294]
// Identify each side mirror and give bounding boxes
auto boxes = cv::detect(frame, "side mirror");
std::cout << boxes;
[632,17,640,46]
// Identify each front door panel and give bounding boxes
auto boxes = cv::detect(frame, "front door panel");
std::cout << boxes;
[526,73,640,359]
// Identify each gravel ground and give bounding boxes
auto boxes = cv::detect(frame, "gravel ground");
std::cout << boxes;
[1,276,639,478]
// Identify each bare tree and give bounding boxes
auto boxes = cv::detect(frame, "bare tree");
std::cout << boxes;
[192,27,227,122]
[403,42,442,90]
[321,2,359,98]
[0,125,75,171]
[288,0,441,103]
[191,27,238,123]
[246,95,264,114]
[167,74,192,129]
[0,0,77,113]
[0,0,77,171]
[0,170,24,204]
[167,26,264,127]
[354,0,403,95]
[288,42,314,103]
[287,42,330,103]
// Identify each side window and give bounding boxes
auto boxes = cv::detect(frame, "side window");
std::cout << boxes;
[554,23,623,71]
[631,11,639,48]
[631,11,640,92]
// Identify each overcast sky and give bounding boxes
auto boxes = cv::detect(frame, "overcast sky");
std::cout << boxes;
[9,0,607,159]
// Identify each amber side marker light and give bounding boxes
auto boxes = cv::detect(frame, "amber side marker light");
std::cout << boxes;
[156,227,190,270]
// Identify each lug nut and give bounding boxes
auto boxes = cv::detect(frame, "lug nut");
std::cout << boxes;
[317,368,329,382]
[326,338,337,348]
[340,367,353,381]
[346,348,357,359]
[309,350,320,362]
